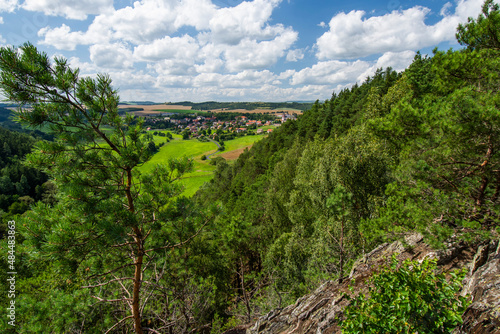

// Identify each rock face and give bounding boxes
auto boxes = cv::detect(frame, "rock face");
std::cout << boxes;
[234,235,500,334]
[455,241,500,334]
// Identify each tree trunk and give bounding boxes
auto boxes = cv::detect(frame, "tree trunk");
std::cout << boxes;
[126,167,144,334]
[240,258,252,323]
[339,218,344,284]
[132,228,144,334]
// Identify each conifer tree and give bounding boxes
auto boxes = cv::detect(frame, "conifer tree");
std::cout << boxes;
[0,43,198,333]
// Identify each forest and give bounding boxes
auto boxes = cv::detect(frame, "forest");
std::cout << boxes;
[0,1,499,333]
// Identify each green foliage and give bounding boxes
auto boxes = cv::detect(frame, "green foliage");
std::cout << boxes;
[456,0,500,51]
[371,2,500,244]
[341,257,470,333]
[0,126,49,213]
[1,4,499,331]
[0,42,203,333]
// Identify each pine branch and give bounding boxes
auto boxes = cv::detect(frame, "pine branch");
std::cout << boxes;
[104,315,134,334]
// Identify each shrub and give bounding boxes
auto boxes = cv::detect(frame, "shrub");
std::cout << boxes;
[341,256,469,333]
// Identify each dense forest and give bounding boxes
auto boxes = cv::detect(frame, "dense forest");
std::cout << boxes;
[0,1,499,333]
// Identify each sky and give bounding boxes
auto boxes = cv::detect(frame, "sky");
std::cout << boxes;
[0,0,490,102]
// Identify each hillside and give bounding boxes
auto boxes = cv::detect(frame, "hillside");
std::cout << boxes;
[0,2,499,333]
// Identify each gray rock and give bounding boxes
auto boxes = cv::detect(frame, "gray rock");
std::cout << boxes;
[236,235,500,334]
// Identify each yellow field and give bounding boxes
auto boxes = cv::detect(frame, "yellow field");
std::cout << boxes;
[119,104,192,116]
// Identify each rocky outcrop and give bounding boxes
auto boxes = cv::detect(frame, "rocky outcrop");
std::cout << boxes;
[455,240,500,334]
[234,235,500,334]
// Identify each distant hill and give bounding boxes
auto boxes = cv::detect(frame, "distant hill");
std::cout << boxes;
[0,107,54,140]
[167,101,314,111]
[120,101,159,105]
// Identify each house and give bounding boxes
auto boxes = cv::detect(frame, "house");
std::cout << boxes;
[281,113,297,123]
[257,128,263,134]
[267,129,273,133]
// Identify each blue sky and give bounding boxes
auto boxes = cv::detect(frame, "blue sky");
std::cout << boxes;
[0,0,489,102]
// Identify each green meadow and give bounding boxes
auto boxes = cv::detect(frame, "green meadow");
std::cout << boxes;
[139,131,266,197]
[213,134,264,157]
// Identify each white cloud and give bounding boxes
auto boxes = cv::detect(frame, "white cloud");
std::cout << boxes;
[224,29,297,71]
[89,43,134,70]
[151,58,197,76]
[286,49,304,62]
[37,0,295,81]
[0,0,17,12]
[38,24,107,50]
[291,50,415,88]
[316,0,484,60]
[374,50,416,71]
[356,50,416,83]
[87,0,217,45]
[278,69,295,80]
[440,2,453,16]
[291,60,371,86]
[194,58,225,74]
[134,35,200,62]
[22,0,113,20]
[208,0,282,45]
[19,0,477,102]
[68,56,99,75]
[110,70,156,91]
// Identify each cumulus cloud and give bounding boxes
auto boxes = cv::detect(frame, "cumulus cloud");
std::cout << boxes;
[286,49,304,62]
[86,0,217,45]
[38,24,108,50]
[374,50,416,71]
[0,0,17,12]
[224,29,297,71]
[208,0,282,45]
[18,0,473,102]
[22,0,113,20]
[290,50,415,88]
[151,58,197,77]
[316,0,484,60]
[291,60,371,86]
[89,43,134,70]
[356,50,416,83]
[134,35,200,62]
[38,0,295,78]
[440,2,453,16]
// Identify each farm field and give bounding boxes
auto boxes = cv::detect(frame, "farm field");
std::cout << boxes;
[154,109,208,115]
[119,104,194,116]
[139,131,266,197]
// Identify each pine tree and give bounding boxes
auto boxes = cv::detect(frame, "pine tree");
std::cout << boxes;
[0,43,199,333]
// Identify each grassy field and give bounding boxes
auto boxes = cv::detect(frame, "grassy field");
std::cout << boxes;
[139,132,266,197]
[218,135,263,154]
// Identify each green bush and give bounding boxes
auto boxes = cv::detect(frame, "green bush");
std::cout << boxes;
[341,256,469,334]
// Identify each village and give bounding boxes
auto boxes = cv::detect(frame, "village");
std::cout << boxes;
[144,111,298,139]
